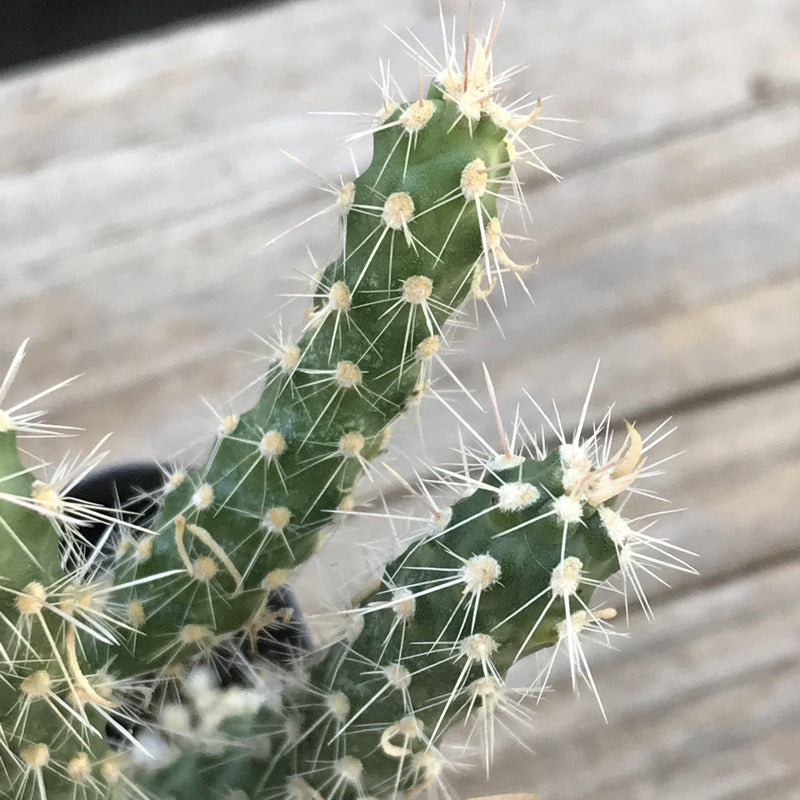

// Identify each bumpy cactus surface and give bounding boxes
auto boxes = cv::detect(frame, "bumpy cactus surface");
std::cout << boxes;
[0,349,121,798]
[106,23,546,684]
[138,391,682,800]
[0,13,691,800]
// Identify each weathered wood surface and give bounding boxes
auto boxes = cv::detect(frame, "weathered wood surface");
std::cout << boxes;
[1,0,798,798]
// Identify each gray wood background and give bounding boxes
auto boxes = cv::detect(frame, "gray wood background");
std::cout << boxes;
[1,1,799,798]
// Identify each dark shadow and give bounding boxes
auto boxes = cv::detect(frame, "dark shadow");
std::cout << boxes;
[1,0,283,73]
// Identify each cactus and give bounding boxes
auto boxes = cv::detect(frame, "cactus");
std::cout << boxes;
[104,18,547,684]
[0,347,125,799]
[0,12,692,800]
[133,382,689,800]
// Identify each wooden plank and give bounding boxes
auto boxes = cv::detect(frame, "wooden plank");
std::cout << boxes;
[1,99,797,464]
[2,0,798,464]
[0,100,800,482]
[2,0,798,170]
[446,556,800,800]
[3,0,799,283]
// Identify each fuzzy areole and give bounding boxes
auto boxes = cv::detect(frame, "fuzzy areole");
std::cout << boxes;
[0,12,692,800]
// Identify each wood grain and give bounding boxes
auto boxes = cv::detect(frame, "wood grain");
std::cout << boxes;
[1,0,798,797]
[448,557,800,800]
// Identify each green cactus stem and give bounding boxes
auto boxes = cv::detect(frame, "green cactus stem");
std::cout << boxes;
[0,344,127,800]
[135,389,688,800]
[107,32,544,681]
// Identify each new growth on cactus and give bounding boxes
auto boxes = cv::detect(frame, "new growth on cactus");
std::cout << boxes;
[0,10,693,800]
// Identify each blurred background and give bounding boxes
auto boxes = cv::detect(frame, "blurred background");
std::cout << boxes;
[1,1,799,798]
[0,0,270,71]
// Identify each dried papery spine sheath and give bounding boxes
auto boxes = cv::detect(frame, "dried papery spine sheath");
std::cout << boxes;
[109,79,513,678]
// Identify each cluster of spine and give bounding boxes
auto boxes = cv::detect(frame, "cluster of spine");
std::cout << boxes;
[0,349,129,800]
[104,31,543,684]
[132,401,688,800]
[0,16,691,800]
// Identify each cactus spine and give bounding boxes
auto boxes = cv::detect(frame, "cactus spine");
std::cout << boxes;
[0,14,691,800]
[106,36,542,681]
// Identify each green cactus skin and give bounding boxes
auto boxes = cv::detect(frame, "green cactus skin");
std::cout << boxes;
[135,411,668,800]
[0,19,681,800]
[106,49,541,683]
[0,422,117,799]
[288,452,621,799]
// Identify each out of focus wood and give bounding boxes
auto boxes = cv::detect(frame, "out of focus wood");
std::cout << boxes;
[1,1,798,798]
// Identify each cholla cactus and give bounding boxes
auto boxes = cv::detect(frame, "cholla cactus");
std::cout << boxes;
[0,345,126,798]
[0,11,692,800]
[104,11,546,685]
[135,376,690,800]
